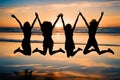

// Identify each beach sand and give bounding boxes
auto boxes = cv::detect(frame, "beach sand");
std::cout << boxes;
[0,32,120,80]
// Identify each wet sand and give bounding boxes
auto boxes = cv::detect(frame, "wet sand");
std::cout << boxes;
[0,32,120,80]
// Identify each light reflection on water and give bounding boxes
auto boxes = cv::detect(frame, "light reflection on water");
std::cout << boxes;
[0,32,120,79]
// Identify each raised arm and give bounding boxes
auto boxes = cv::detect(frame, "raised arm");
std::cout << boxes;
[11,14,23,29]
[60,14,65,28]
[73,13,80,30]
[35,12,42,27]
[52,14,61,28]
[98,12,104,24]
[79,12,89,27]
[31,13,37,29]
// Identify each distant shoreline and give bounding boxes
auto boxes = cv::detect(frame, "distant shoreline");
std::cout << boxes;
[0,27,120,34]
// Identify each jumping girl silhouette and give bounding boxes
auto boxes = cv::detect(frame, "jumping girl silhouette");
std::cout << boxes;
[12,14,37,56]
[60,12,82,58]
[32,13,65,55]
[80,12,114,55]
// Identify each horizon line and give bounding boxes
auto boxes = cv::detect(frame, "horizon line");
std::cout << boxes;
[0,26,120,28]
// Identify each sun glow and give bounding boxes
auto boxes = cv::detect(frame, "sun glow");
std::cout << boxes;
[55,22,63,28]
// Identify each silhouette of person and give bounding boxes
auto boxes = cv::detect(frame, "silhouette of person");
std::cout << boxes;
[32,13,65,55]
[60,13,82,58]
[14,69,33,80]
[80,12,114,55]
[11,14,37,56]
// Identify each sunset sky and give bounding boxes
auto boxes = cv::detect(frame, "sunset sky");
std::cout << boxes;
[0,0,120,27]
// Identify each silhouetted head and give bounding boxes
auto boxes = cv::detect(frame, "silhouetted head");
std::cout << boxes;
[90,19,98,26]
[65,24,72,31]
[43,21,52,27]
[24,22,30,29]
[41,21,53,37]
[42,21,52,30]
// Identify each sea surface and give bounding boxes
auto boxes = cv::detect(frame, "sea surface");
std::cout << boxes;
[0,27,120,80]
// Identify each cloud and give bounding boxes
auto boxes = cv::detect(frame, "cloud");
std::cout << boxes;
[0,0,120,15]
[0,0,120,27]
[1,0,120,10]
[49,1,120,8]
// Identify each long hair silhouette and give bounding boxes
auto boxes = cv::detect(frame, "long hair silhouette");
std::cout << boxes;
[32,13,65,55]
[80,12,114,55]
[12,14,37,56]
[60,12,82,58]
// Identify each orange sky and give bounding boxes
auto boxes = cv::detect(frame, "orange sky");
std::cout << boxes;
[0,0,120,27]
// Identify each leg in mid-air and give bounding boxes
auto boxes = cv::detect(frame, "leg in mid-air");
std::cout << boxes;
[91,38,101,54]
[66,49,72,58]
[14,47,32,56]
[92,47,114,55]
[32,39,48,55]
[83,39,93,55]
[97,48,114,55]
[65,46,82,58]
[14,47,23,54]
[14,39,31,56]
[14,45,32,56]
[49,45,65,55]
[23,40,31,56]
[32,47,47,56]
[21,39,31,56]
[92,39,114,55]
[65,43,73,58]
[71,48,82,57]
[43,38,65,55]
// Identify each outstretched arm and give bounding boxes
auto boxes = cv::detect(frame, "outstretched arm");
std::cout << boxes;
[98,12,104,24]
[11,14,23,29]
[35,12,42,27]
[73,13,80,30]
[52,14,61,28]
[60,14,66,28]
[31,13,37,29]
[79,12,89,27]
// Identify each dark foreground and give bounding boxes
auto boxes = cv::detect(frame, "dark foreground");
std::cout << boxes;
[0,70,120,80]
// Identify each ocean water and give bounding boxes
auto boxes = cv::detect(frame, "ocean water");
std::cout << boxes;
[0,27,120,33]
[0,27,120,80]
